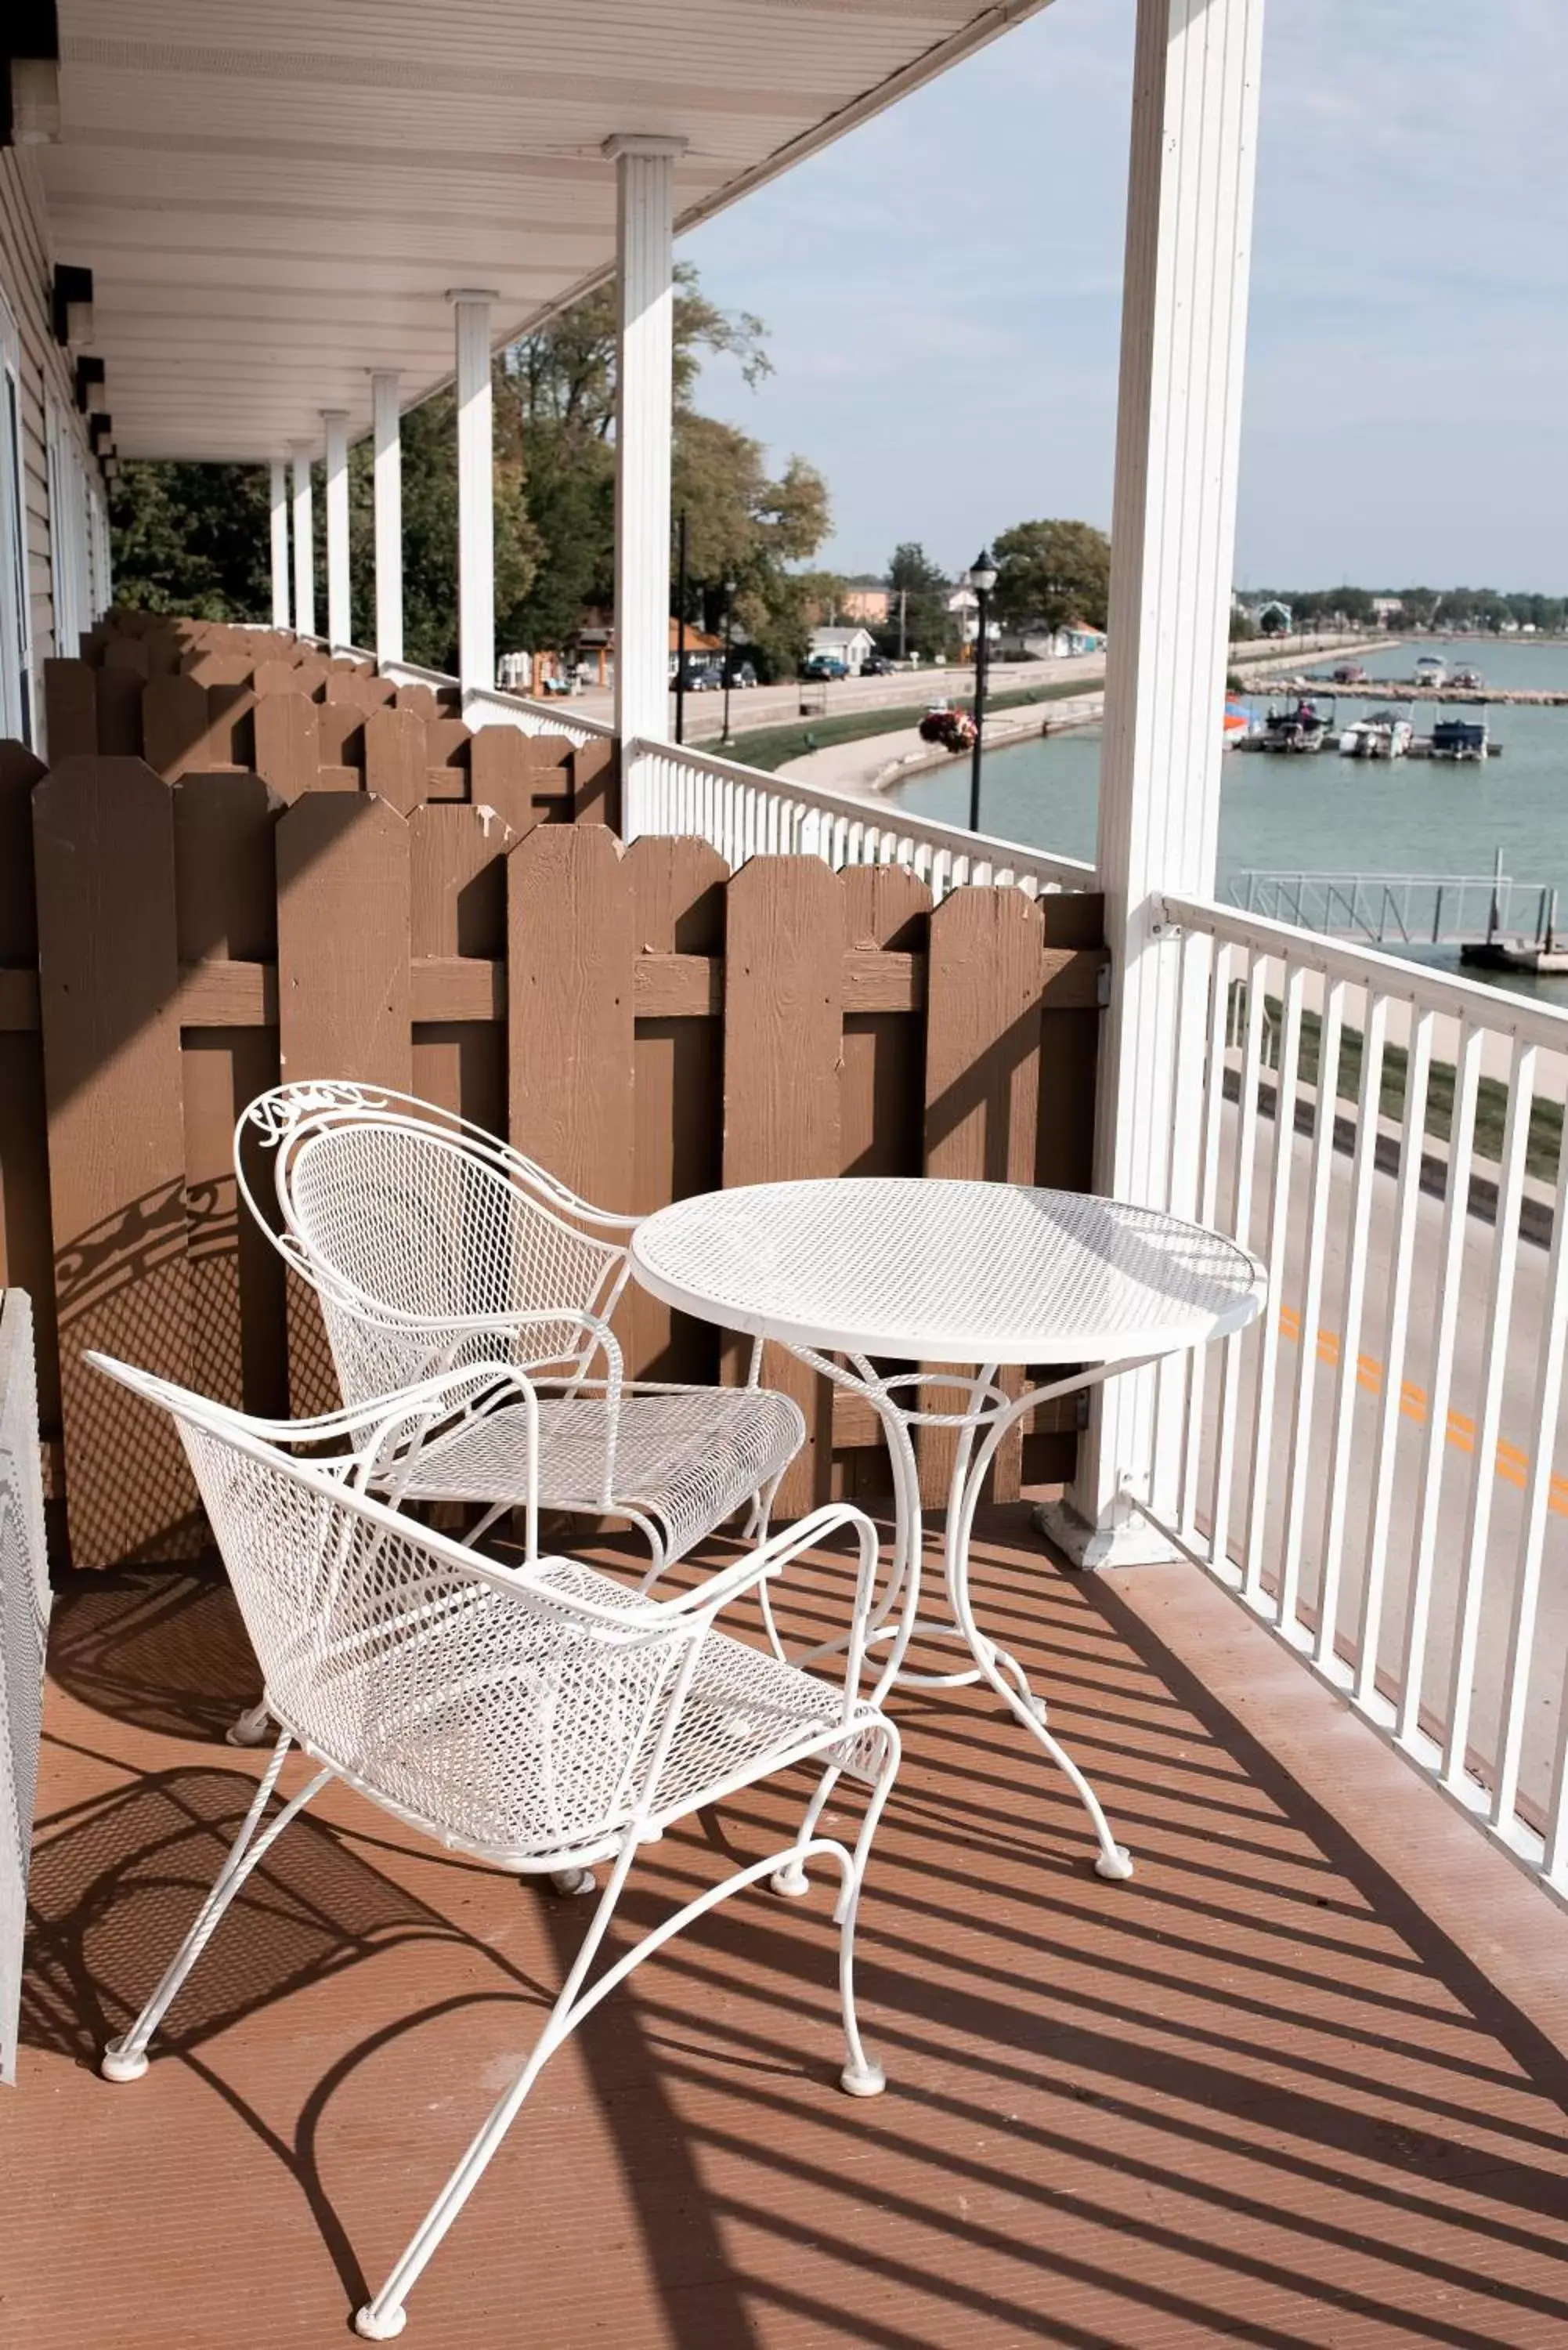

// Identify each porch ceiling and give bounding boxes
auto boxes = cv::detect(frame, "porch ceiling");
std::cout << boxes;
[39,1,1050,464]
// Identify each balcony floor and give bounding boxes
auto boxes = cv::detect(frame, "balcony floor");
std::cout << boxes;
[13,1506,1568,2349]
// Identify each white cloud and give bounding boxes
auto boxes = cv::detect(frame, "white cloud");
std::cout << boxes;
[685,0,1567,589]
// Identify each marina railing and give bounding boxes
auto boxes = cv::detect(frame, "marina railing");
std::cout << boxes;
[1144,891,1568,1896]
[1231,867,1562,949]
[624,734,1097,899]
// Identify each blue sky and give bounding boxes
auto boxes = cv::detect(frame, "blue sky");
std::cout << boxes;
[684,0,1566,591]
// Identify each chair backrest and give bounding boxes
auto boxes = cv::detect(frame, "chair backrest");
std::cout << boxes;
[237,1084,627,1410]
[90,1356,700,1865]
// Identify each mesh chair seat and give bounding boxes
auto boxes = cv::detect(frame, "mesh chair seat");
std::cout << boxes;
[395,1384,805,1563]
[283,1554,884,1870]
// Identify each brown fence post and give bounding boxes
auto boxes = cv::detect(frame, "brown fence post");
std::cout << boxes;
[627,837,728,1384]
[32,757,199,1565]
[276,793,412,1411]
[0,747,57,1460]
[723,856,844,1513]
[920,884,1048,1505]
[507,823,635,1209]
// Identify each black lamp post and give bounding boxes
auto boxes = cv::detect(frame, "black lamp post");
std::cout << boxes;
[966,545,998,831]
[721,576,737,746]
[674,507,689,747]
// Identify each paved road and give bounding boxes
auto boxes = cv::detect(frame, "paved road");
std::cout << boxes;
[1198,1086,1567,1823]
[561,632,1378,748]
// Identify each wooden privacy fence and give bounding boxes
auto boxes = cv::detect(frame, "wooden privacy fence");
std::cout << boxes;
[41,632,617,824]
[0,746,1106,1571]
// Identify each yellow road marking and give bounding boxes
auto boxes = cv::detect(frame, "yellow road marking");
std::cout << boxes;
[1274,1303,1568,1517]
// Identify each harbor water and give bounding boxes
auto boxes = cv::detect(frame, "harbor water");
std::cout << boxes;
[894,638,1568,1003]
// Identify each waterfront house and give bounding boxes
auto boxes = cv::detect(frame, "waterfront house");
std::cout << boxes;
[807,623,876,674]
[5,6,1568,2346]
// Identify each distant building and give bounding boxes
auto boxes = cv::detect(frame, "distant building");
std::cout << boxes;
[808,624,876,673]
[1250,598,1292,635]
[1371,595,1402,624]
[840,586,891,624]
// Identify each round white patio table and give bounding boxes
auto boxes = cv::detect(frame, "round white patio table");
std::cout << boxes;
[630,1177,1266,1882]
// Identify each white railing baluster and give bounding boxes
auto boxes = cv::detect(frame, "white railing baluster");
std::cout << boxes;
[1178,935,1234,1537]
[1315,988,1388,1672]
[1397,1018,1483,1752]
[1243,960,1306,1611]
[1277,974,1346,1634]
[1497,1127,1568,1840]
[1356,1007,1435,1713]
[1209,948,1269,1578]
[1441,1036,1536,1791]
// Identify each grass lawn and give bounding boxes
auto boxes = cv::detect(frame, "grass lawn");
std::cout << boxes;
[1253,993,1562,1183]
[715,675,1097,775]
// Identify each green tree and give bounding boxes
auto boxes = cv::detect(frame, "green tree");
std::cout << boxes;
[991,518,1111,636]
[882,543,952,659]
[108,460,273,619]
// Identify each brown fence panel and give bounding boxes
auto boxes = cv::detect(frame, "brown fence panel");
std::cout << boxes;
[723,856,844,1513]
[507,824,635,1213]
[175,776,285,1419]
[410,801,512,1137]
[42,660,96,761]
[921,884,1048,1505]
[627,837,727,1384]
[0,747,56,1463]
[276,793,411,1411]
[32,758,199,1565]
[254,692,319,802]
[364,707,428,814]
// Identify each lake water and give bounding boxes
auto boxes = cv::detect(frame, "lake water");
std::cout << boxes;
[893,638,1568,1002]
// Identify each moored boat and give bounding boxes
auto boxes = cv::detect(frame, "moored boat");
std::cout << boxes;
[1338,707,1413,759]
[1430,714,1489,761]
[1259,697,1331,753]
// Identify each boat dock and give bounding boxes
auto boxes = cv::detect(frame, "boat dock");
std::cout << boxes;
[1230,858,1568,967]
[1258,674,1568,706]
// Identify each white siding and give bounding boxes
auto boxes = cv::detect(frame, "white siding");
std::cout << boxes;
[0,148,103,746]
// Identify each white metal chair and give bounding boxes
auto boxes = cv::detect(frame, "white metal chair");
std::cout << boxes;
[88,1350,900,2342]
[234,1083,804,1581]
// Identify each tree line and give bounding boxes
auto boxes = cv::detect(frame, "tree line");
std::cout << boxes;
[1237,584,1566,636]
[109,267,832,678]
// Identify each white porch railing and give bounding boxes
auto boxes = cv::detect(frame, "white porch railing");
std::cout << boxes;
[1144,891,1568,1896]
[376,660,616,750]
[625,734,1096,900]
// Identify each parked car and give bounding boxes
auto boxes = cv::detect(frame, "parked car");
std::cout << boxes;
[862,653,896,676]
[803,655,849,681]
[722,656,759,688]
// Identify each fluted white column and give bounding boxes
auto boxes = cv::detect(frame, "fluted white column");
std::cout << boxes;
[448,289,497,700]
[290,441,316,638]
[268,458,290,627]
[371,370,403,667]
[1043,0,1266,1568]
[605,132,685,835]
[322,408,351,649]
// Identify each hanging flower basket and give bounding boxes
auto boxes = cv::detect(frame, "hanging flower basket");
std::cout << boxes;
[918,705,978,754]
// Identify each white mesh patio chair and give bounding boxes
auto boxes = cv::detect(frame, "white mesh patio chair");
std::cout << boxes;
[234,1082,803,1578]
[88,1350,900,2343]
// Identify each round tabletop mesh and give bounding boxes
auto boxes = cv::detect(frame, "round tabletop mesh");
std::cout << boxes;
[631,1179,1265,1365]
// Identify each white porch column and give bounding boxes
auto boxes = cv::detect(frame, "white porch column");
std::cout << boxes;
[370,369,403,667]
[1044,0,1266,1568]
[322,408,351,649]
[289,440,316,638]
[605,132,685,834]
[448,289,497,700]
[268,458,290,627]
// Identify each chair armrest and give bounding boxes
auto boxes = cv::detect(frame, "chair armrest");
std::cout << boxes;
[659,1504,883,1717]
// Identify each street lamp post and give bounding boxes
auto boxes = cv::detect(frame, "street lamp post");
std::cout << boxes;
[721,576,737,746]
[966,545,997,832]
[674,507,688,747]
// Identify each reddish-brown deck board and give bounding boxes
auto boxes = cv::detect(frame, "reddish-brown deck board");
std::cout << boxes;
[13,1517,1568,2349]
